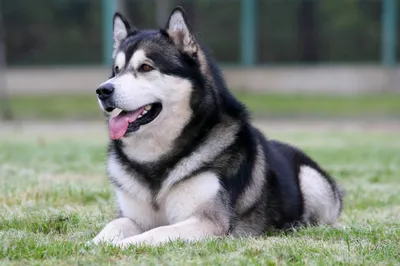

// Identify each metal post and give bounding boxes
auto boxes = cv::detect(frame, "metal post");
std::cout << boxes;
[0,1,12,120]
[382,0,398,67]
[241,0,257,66]
[102,0,116,66]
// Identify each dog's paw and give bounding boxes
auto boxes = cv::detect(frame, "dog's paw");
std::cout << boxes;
[84,239,97,247]
[90,228,126,246]
[91,220,137,245]
[115,239,139,249]
[331,222,347,230]
[91,234,122,246]
[115,235,150,249]
[90,218,142,246]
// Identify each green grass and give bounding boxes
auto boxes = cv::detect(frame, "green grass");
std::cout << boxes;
[234,92,400,118]
[0,121,399,265]
[5,92,400,120]
[6,95,103,120]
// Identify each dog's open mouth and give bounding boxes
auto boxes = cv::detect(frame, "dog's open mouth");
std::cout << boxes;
[108,103,162,140]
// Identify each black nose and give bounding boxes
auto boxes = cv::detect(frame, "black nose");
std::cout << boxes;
[96,83,114,100]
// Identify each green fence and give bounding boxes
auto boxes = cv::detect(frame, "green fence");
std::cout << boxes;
[1,0,398,67]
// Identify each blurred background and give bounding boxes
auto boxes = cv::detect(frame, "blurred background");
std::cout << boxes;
[0,0,399,121]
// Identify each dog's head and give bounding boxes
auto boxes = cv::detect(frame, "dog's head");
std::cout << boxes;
[96,7,214,141]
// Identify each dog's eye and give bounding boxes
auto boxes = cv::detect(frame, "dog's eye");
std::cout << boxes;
[140,64,154,72]
[114,66,120,74]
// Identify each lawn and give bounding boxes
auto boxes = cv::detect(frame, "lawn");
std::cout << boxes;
[3,92,400,120]
[0,120,399,265]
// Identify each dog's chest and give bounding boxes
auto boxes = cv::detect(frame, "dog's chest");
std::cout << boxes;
[108,157,166,229]
[107,149,223,231]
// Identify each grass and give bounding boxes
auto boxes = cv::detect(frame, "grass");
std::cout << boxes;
[234,92,400,118]
[0,121,399,265]
[4,92,400,120]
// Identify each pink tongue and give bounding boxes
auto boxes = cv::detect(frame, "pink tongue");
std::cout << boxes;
[109,107,145,140]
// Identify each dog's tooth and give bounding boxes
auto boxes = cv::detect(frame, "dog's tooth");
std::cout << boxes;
[111,108,122,118]
[138,114,142,118]
[142,110,148,115]
[144,105,152,111]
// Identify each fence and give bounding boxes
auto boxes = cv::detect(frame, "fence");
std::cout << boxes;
[0,0,398,67]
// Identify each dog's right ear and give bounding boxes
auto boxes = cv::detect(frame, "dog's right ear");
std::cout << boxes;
[113,13,134,57]
[165,7,198,56]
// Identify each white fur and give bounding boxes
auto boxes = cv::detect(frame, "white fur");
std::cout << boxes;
[92,217,142,244]
[108,155,152,202]
[299,165,341,224]
[107,155,163,231]
[163,171,221,223]
[156,121,239,201]
[114,52,126,72]
[94,171,222,247]
[122,77,192,162]
[99,73,159,113]
[113,16,128,58]
[129,50,148,70]
[117,217,217,248]
[98,49,193,162]
[169,12,187,32]
[115,172,222,247]
[116,190,166,231]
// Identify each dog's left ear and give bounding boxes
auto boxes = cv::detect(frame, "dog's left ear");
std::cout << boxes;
[113,13,136,57]
[165,7,198,56]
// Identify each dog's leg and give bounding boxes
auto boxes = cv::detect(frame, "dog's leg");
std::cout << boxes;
[116,171,230,248]
[116,216,222,248]
[92,217,143,244]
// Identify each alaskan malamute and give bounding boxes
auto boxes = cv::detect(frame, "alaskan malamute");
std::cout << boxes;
[92,7,343,248]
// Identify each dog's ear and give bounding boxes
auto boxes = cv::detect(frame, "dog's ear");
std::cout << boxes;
[165,7,198,56]
[113,13,134,57]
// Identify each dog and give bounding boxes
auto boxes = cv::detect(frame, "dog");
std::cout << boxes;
[92,7,343,248]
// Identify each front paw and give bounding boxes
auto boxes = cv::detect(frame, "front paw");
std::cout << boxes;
[115,238,140,249]
[115,235,150,249]
[91,234,122,245]
[90,227,126,245]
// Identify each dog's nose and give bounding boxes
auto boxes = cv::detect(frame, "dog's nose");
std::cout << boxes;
[96,83,114,100]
